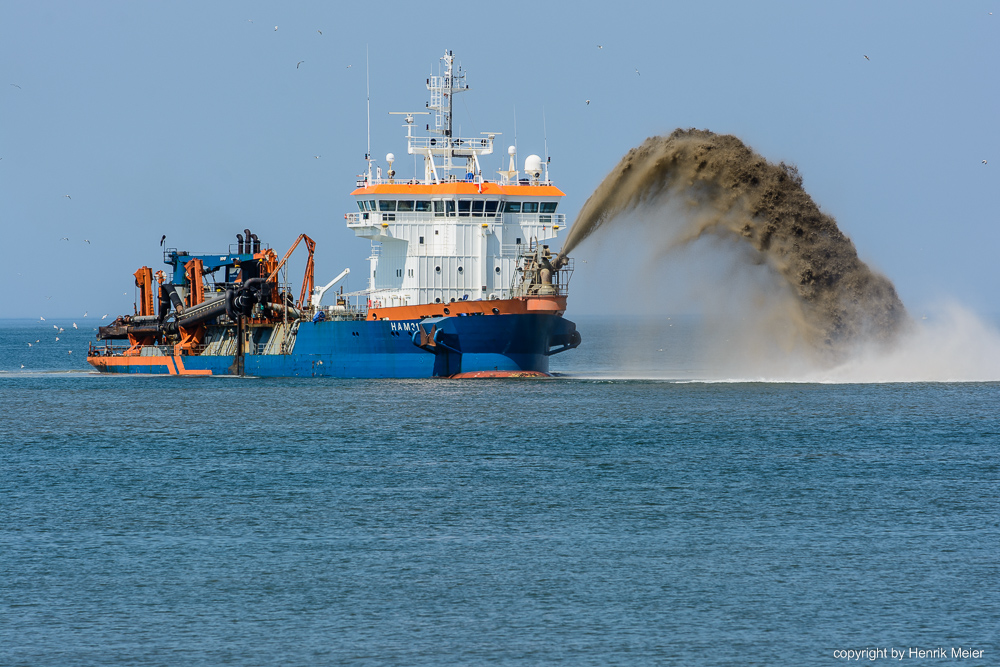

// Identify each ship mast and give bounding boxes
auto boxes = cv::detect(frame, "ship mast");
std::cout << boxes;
[399,50,495,185]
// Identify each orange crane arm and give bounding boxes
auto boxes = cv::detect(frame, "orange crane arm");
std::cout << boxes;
[265,234,316,309]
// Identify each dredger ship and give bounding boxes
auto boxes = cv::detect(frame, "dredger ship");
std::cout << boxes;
[87,50,581,378]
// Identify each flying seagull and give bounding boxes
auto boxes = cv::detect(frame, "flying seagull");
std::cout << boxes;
[160,234,166,246]
[60,237,69,241]
[635,68,640,76]
[314,155,321,159]
[274,25,278,31]
[64,194,71,199]
[297,61,304,69]
[346,64,352,69]
[101,314,108,319]
[586,100,590,105]
[40,316,45,321]
[864,55,870,61]
[10,83,21,89]
[983,159,988,164]
[317,30,323,35]
[597,45,603,49]
[73,323,78,329]
[83,239,90,244]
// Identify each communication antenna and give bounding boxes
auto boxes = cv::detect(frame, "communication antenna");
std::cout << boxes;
[542,108,549,183]
[366,45,372,182]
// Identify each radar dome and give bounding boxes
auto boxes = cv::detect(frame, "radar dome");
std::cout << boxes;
[507,146,516,156]
[386,153,395,163]
[524,154,543,176]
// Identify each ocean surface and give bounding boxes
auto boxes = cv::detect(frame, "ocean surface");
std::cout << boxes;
[1,316,997,665]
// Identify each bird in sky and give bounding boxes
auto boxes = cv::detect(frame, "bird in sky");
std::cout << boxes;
[102,314,108,319]
[274,25,278,31]
[83,239,90,244]
[84,311,88,317]
[73,323,78,329]
[864,55,870,61]
[58,327,64,333]
[53,325,58,329]
[39,316,45,321]
[314,155,321,159]
[317,29,322,35]
[247,19,253,23]
[586,100,590,105]
[597,45,603,49]
[297,61,304,69]
[68,350,72,355]
[982,159,988,164]
[346,64,352,69]
[20,364,24,368]
[27,343,32,347]
[60,237,69,241]
[55,337,59,341]
[10,83,21,89]
[64,194,71,199]
[635,68,640,76]
[160,234,166,246]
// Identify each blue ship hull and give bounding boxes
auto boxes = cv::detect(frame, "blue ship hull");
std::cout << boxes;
[89,313,581,378]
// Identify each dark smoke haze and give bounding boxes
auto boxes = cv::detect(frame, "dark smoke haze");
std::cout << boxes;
[563,129,907,359]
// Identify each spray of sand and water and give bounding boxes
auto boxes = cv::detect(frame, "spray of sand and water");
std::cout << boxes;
[561,129,907,365]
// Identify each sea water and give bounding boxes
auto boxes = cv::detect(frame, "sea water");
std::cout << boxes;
[1,317,997,665]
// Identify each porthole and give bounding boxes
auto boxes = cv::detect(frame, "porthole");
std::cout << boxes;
[443,307,450,314]
[492,307,500,315]
[435,266,441,273]
[435,297,441,303]
[457,266,463,274]
[495,267,501,273]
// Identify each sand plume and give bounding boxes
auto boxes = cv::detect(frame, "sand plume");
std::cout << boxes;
[563,129,907,358]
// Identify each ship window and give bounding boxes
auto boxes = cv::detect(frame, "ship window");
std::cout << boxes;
[379,200,396,212]
[516,237,521,244]
[522,202,539,213]
[415,201,431,212]
[484,201,499,215]
[457,199,472,217]
[368,200,376,211]
[397,200,414,212]
[457,266,464,274]
[408,269,413,277]
[396,269,402,277]
[433,200,444,217]
[504,202,521,213]
[495,266,501,273]
[472,200,485,216]
[540,202,558,213]
[356,201,365,212]
[419,236,424,244]
[435,266,441,273]
[445,200,455,216]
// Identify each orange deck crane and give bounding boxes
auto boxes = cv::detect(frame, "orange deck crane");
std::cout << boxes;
[265,234,315,310]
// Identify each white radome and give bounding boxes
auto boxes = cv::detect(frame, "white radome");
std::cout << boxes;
[524,154,543,176]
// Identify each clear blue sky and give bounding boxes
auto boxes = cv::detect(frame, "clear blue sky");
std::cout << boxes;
[2,1,997,319]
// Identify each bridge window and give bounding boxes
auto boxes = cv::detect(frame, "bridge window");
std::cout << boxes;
[504,202,521,213]
[356,201,365,211]
[378,200,396,212]
[368,200,376,211]
[484,201,499,215]
[415,201,432,212]
[396,200,414,212]
[458,199,472,217]
[419,236,424,244]
[522,202,539,213]
[445,200,455,216]
[472,200,485,216]
[540,202,558,213]
[433,200,444,217]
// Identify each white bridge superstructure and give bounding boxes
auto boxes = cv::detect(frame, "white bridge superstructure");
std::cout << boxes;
[345,50,567,308]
